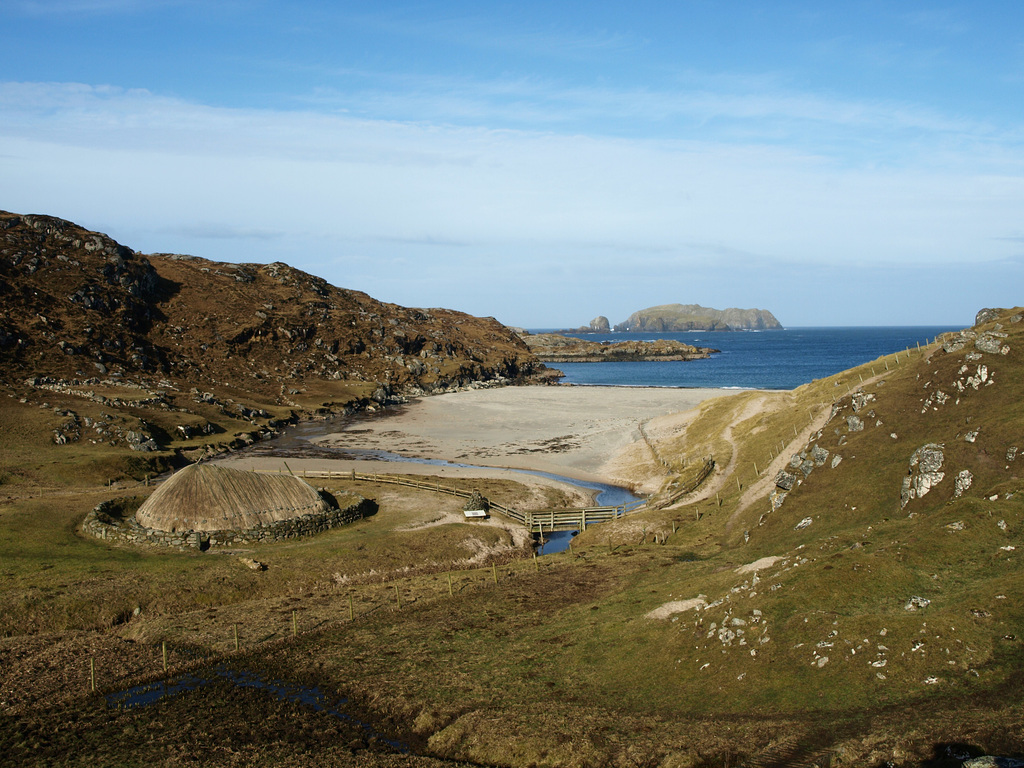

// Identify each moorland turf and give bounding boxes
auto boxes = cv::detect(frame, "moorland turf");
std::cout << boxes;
[2,212,1024,766]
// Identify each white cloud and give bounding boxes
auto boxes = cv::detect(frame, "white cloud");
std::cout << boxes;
[2,80,1022,325]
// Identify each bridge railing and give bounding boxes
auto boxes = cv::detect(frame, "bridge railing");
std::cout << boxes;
[254,466,645,531]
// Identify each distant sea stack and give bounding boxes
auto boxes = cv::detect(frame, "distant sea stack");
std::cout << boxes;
[557,316,611,334]
[614,304,783,332]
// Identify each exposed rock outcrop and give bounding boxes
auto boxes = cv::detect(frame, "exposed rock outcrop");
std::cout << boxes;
[901,443,946,509]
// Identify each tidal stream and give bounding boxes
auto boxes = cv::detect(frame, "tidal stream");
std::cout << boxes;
[109,405,638,722]
[244,408,644,554]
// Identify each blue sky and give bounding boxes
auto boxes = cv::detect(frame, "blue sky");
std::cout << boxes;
[2,1,1023,327]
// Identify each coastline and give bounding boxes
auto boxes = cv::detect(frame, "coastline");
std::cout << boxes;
[217,384,735,494]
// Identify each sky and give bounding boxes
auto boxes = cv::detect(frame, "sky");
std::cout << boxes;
[1,1,1023,328]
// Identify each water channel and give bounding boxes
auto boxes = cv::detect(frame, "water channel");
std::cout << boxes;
[108,404,640,722]
[245,407,644,554]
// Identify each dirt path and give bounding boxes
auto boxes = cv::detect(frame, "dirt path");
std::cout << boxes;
[652,392,776,510]
[726,370,891,531]
[726,401,831,532]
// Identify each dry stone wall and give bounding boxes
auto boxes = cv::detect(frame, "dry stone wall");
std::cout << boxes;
[83,494,371,549]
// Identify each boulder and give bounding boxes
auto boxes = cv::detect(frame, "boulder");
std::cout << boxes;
[976,332,1009,355]
[975,308,1002,326]
[774,471,796,491]
[955,469,974,498]
[904,596,931,611]
[901,444,945,508]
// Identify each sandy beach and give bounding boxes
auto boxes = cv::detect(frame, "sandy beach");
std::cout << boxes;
[217,385,733,493]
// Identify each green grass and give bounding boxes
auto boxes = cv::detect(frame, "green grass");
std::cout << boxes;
[3,310,1024,766]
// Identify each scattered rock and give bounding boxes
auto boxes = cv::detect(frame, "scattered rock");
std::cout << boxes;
[774,471,796,491]
[976,332,1010,355]
[901,444,945,509]
[811,445,829,466]
[954,470,974,498]
[240,557,266,571]
[847,414,864,432]
[125,430,159,452]
[795,517,813,530]
[851,392,875,411]
[904,596,931,611]
[964,757,1024,768]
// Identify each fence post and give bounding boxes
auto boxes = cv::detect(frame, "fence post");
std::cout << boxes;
[90,657,96,693]
[348,595,354,621]
[233,623,239,651]
[162,641,167,673]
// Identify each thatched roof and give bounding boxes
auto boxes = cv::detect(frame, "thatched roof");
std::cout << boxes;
[136,463,329,532]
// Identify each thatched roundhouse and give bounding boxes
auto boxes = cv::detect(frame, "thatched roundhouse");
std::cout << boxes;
[136,464,330,533]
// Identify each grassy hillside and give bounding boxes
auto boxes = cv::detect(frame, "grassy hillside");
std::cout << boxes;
[2,309,1023,767]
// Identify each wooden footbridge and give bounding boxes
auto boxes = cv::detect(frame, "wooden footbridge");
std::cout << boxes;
[254,466,649,533]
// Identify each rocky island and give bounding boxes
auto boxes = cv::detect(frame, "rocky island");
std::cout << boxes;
[519,331,718,362]
[616,303,782,331]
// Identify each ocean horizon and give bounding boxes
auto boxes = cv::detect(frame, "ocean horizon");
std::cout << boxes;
[527,326,962,391]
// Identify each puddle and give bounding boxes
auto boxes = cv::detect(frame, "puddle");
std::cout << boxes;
[106,663,408,753]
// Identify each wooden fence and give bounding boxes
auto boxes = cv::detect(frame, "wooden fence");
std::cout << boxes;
[258,467,646,533]
[647,456,716,510]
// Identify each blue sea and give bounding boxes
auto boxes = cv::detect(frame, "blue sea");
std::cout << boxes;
[530,327,961,390]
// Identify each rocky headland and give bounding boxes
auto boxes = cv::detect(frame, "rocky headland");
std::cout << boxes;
[0,210,558,473]
[519,331,718,362]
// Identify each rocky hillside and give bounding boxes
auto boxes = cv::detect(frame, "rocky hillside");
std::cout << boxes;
[0,211,552,478]
[555,306,1024,764]
[615,302,782,331]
